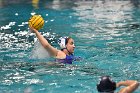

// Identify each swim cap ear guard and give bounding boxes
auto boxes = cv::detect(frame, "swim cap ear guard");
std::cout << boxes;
[97,76,116,92]
[58,37,68,49]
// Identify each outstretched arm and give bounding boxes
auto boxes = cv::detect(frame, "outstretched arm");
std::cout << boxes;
[117,80,139,93]
[30,27,58,57]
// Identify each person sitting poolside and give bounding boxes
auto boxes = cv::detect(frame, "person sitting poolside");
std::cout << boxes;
[97,76,139,93]
[30,27,81,64]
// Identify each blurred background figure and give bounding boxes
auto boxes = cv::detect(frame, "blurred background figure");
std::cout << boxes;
[32,0,39,9]
[97,76,139,93]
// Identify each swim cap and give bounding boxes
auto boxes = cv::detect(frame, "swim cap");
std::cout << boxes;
[58,37,68,49]
[97,76,116,92]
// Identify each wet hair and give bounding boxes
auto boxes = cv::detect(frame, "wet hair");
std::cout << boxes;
[65,37,71,45]
[97,76,116,93]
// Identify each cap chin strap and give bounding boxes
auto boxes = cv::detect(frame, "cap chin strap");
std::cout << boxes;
[62,47,72,55]
[66,47,72,55]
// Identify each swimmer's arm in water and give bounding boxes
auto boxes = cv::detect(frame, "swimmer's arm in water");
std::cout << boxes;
[117,80,139,93]
[30,27,58,57]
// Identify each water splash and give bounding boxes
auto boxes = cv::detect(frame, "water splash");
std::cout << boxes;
[23,30,32,51]
[30,32,52,59]
[30,40,50,59]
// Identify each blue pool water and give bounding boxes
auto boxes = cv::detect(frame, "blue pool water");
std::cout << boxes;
[0,0,140,93]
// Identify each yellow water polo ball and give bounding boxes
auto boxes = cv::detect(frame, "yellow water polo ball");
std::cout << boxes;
[28,15,45,30]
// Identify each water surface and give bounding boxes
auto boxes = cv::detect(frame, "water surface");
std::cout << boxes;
[0,0,140,93]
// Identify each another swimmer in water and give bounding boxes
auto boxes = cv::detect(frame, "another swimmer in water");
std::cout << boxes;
[30,27,81,64]
[97,76,139,93]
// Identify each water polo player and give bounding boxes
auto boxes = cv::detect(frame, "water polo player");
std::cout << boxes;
[29,27,81,64]
[97,76,139,93]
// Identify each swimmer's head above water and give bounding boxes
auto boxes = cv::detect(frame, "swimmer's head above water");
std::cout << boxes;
[58,36,68,49]
[58,36,75,54]
[97,76,116,93]
[97,76,139,93]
